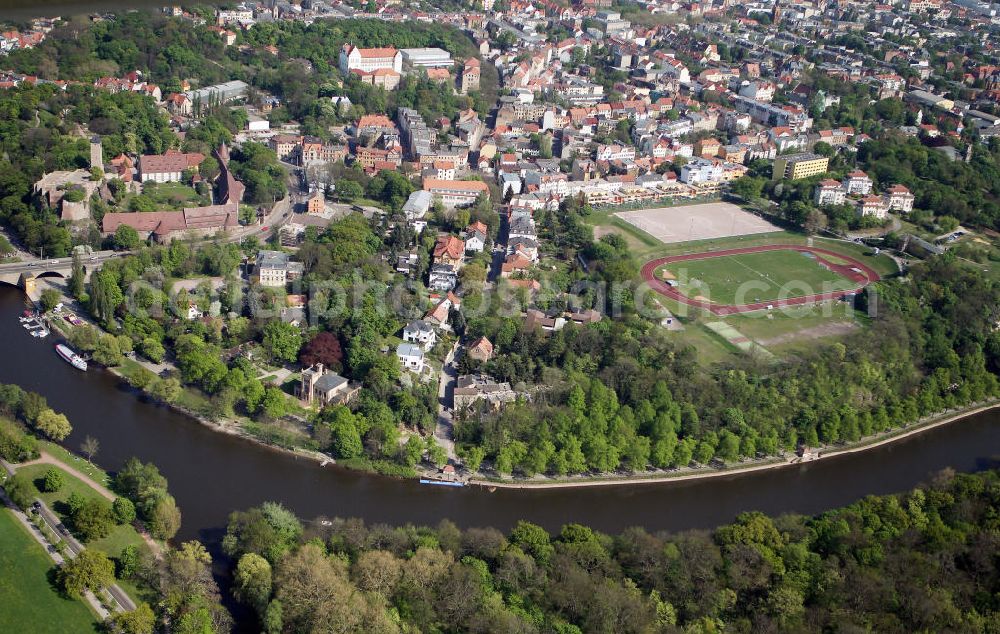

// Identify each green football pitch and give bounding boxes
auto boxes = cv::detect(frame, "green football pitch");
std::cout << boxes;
[657,249,859,306]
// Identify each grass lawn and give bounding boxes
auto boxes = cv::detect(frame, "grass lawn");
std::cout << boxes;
[39,441,111,488]
[633,229,899,277]
[17,464,150,561]
[0,507,100,633]
[659,249,858,306]
[586,208,664,257]
[119,182,210,211]
[656,290,869,364]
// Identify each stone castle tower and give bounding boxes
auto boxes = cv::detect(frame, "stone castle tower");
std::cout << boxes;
[89,136,103,171]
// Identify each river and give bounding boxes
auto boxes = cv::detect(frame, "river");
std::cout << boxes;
[1,285,999,545]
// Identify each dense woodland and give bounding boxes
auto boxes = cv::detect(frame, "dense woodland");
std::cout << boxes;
[212,468,1000,633]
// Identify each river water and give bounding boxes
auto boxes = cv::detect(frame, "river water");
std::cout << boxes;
[1,285,999,544]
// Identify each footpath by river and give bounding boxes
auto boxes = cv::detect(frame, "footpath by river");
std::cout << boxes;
[1,285,999,544]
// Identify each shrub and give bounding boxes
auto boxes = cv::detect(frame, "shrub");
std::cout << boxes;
[41,468,65,492]
[117,544,140,579]
[112,497,136,525]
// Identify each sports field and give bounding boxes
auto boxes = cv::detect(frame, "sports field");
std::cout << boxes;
[0,507,99,633]
[616,202,779,244]
[643,244,879,315]
[660,249,859,306]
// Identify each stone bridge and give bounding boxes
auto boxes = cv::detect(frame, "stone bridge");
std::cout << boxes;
[0,251,121,289]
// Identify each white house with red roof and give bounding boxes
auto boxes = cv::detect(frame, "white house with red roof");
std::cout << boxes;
[339,44,402,76]
[885,184,915,213]
[843,170,873,196]
[814,179,846,206]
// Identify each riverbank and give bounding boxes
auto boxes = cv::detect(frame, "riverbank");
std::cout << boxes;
[25,286,1000,492]
[469,401,1000,490]
[62,339,1000,492]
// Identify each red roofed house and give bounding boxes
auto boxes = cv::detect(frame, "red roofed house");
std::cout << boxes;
[843,170,873,196]
[426,68,451,83]
[354,67,402,91]
[138,151,204,183]
[101,205,239,243]
[467,336,494,362]
[339,44,402,75]
[460,58,481,95]
[885,184,915,213]
[423,178,490,208]
[433,235,466,267]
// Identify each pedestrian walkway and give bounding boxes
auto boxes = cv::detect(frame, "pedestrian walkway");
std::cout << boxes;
[15,452,162,557]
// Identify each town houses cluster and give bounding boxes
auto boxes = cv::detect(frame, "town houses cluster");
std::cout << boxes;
[6,0,1000,414]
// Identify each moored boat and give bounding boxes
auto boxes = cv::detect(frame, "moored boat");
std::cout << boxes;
[55,343,87,371]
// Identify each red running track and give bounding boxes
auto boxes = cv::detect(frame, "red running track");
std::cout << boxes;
[641,244,881,316]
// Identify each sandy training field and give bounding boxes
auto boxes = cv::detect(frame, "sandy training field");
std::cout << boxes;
[616,202,779,244]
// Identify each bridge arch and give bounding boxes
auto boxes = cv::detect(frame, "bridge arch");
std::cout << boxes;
[35,270,67,280]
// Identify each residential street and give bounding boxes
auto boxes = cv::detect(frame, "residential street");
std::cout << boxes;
[434,342,459,463]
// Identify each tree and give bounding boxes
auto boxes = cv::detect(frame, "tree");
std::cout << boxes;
[260,387,287,420]
[262,321,303,364]
[139,338,165,363]
[234,553,273,614]
[938,215,960,233]
[149,495,182,540]
[4,472,35,509]
[42,467,65,492]
[80,435,100,463]
[460,445,485,472]
[69,252,85,299]
[223,503,302,564]
[109,603,156,634]
[336,179,363,201]
[73,498,115,541]
[69,326,99,352]
[426,436,447,467]
[39,288,61,313]
[353,550,402,596]
[298,331,344,370]
[325,406,364,459]
[510,521,554,566]
[89,269,125,325]
[35,408,72,441]
[401,435,424,466]
[59,549,115,599]
[93,334,124,367]
[117,544,140,579]
[113,497,137,525]
[113,224,142,250]
[813,141,834,157]
[147,376,182,404]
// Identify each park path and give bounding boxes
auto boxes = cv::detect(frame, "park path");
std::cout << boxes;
[17,451,162,558]
[0,488,113,619]
[20,452,115,501]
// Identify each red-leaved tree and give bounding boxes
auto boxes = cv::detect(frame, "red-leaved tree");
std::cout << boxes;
[299,331,344,370]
